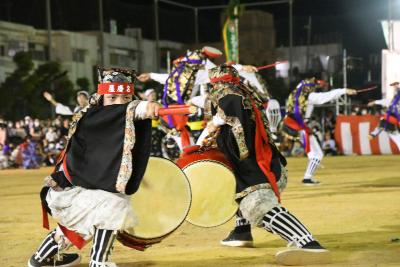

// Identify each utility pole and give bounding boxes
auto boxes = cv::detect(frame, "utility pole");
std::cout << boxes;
[343,49,348,115]
[46,0,52,61]
[154,0,160,72]
[305,16,312,71]
[288,0,293,86]
[388,0,393,51]
[98,0,105,66]
[194,8,199,45]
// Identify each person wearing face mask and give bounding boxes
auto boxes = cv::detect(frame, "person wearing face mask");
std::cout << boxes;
[368,81,400,149]
[28,67,160,267]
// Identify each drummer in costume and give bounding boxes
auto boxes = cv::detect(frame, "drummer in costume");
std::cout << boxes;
[368,81,400,149]
[28,68,160,267]
[194,65,330,265]
[283,78,356,185]
[138,47,261,154]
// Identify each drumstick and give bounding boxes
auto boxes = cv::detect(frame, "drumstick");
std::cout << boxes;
[167,104,191,109]
[158,106,197,116]
[257,60,289,71]
[356,86,378,93]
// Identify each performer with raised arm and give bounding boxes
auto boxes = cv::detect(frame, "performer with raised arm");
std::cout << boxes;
[28,67,160,267]
[137,46,223,104]
[43,90,89,116]
[191,65,330,265]
[283,78,357,185]
[368,81,400,149]
[137,47,223,155]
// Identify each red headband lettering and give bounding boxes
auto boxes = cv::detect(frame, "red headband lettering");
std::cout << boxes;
[97,83,134,95]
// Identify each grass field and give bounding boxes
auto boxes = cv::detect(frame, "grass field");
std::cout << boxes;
[1,155,400,266]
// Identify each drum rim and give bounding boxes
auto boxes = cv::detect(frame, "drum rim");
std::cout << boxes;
[182,159,238,228]
[119,156,192,241]
[182,157,233,171]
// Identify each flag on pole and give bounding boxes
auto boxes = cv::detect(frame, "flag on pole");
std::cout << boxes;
[223,0,241,63]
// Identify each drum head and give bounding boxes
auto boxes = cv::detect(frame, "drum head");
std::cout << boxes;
[129,157,191,239]
[202,46,223,58]
[183,160,237,227]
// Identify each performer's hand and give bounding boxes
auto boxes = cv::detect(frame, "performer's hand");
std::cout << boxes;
[206,121,219,134]
[137,73,151,82]
[188,105,199,114]
[44,176,62,191]
[367,101,376,107]
[346,89,357,95]
[116,182,126,194]
[43,91,53,102]
[146,101,161,119]
[242,65,258,73]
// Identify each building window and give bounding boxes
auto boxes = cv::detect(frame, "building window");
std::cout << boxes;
[110,53,119,65]
[72,49,86,63]
[0,45,5,57]
[28,43,47,61]
[7,40,27,57]
[109,49,137,67]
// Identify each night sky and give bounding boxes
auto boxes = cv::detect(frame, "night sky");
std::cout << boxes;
[0,0,399,58]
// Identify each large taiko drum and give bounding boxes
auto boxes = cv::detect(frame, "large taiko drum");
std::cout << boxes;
[117,157,191,250]
[176,145,238,227]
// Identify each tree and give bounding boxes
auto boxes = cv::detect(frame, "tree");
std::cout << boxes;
[0,51,74,120]
[76,77,90,92]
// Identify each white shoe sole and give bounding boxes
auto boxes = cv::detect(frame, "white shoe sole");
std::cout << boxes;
[220,240,254,247]
[275,248,331,265]
[302,183,321,186]
[28,255,81,267]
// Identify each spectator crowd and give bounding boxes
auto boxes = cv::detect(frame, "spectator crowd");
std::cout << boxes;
[0,115,69,169]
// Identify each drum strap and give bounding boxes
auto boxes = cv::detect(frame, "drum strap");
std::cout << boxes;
[251,99,280,202]
[62,154,72,183]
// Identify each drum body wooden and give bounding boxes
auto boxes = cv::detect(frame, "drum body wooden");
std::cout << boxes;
[117,157,191,249]
[176,146,237,227]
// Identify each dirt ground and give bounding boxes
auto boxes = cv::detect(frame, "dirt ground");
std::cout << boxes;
[1,155,400,267]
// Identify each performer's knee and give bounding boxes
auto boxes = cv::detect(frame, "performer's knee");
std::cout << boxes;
[307,151,323,161]
[238,189,281,227]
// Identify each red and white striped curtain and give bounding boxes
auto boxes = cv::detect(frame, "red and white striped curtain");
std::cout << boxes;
[334,115,400,155]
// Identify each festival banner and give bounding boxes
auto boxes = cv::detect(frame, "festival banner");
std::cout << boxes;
[223,0,241,63]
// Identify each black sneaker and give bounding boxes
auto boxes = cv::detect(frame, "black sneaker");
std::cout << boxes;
[220,228,254,247]
[302,240,326,249]
[302,178,321,186]
[28,253,81,267]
